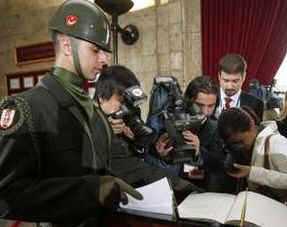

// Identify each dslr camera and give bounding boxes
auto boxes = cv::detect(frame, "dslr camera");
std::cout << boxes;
[109,85,155,148]
[223,141,252,173]
[152,76,207,164]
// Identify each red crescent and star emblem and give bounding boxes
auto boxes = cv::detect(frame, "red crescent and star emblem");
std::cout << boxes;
[65,15,78,26]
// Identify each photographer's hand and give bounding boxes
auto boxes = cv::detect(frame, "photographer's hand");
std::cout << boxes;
[109,118,126,134]
[227,164,251,178]
[156,132,173,157]
[182,130,200,154]
[123,125,135,139]
[109,118,135,139]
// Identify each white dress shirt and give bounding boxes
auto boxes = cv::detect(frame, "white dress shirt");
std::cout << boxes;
[214,88,242,119]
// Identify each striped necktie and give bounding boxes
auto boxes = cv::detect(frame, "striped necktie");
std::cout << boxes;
[225,97,233,109]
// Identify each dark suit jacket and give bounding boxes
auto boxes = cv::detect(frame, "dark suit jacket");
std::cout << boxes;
[215,90,264,121]
[240,91,264,120]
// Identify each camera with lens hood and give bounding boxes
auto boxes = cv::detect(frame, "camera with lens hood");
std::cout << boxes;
[109,85,155,148]
[223,141,252,173]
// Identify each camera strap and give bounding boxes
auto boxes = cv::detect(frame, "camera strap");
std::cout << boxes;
[263,134,274,169]
[257,133,287,204]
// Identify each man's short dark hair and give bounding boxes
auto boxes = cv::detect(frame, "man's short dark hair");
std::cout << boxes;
[95,65,140,100]
[219,54,247,75]
[184,75,217,104]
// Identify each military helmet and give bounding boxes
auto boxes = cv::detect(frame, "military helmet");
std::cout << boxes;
[49,0,111,52]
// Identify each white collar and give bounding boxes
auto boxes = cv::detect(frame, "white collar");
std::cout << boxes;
[220,88,241,107]
[221,88,241,100]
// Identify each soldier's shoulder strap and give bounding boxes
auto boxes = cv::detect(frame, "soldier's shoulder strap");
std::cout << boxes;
[93,96,112,156]
[94,104,112,167]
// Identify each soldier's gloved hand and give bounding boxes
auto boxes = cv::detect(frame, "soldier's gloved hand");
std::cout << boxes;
[99,176,143,209]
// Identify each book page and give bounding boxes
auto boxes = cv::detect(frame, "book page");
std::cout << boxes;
[177,192,236,224]
[119,177,174,216]
[226,191,287,227]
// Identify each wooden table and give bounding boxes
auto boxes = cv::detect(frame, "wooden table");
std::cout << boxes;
[106,211,220,227]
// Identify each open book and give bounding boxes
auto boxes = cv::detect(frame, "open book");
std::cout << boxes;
[178,191,287,227]
[119,177,176,221]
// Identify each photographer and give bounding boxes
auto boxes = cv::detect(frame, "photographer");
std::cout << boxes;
[218,106,287,202]
[152,76,237,193]
[95,65,174,187]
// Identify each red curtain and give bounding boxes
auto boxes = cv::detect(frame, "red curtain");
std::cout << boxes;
[201,0,287,88]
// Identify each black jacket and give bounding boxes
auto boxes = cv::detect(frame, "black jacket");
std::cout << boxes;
[215,90,264,120]
[0,73,111,226]
[196,118,237,193]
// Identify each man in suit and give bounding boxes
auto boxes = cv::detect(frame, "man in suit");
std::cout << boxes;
[214,54,264,120]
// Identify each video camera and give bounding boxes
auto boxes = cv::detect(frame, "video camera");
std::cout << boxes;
[265,85,284,110]
[150,76,207,163]
[247,78,283,110]
[109,85,155,149]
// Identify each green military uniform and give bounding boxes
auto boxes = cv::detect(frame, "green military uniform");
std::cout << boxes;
[0,70,112,226]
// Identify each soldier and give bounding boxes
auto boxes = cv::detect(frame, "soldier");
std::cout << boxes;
[0,0,142,227]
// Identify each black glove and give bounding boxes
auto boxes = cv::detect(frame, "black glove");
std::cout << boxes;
[99,176,143,209]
